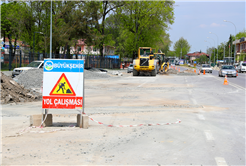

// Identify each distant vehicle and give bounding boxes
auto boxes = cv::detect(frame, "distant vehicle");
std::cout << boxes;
[187,63,191,67]
[127,64,133,73]
[12,61,44,77]
[218,65,237,77]
[200,64,212,73]
[175,61,180,65]
[238,61,246,73]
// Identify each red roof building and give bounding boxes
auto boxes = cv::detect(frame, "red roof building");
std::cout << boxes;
[186,51,209,62]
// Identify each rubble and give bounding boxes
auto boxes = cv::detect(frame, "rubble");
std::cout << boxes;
[166,68,178,74]
[1,72,42,104]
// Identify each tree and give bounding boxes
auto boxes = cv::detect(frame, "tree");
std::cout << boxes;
[117,1,175,59]
[173,37,191,59]
[236,29,246,39]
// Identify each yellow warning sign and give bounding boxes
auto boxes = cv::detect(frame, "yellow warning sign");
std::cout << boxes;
[49,73,76,96]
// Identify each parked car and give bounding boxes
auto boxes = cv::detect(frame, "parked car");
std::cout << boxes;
[218,65,237,77]
[12,61,44,77]
[238,62,246,73]
[200,64,212,73]
[187,63,191,67]
[127,64,133,73]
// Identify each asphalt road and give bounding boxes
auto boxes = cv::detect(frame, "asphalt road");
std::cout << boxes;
[178,65,246,90]
[194,65,246,90]
[1,70,245,165]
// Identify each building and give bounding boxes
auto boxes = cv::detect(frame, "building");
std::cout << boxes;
[1,38,31,63]
[186,51,209,63]
[234,37,246,62]
[59,39,116,56]
[1,38,30,55]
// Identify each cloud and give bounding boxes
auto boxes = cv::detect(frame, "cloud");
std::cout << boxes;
[210,23,220,27]
[210,23,226,27]
[199,24,207,28]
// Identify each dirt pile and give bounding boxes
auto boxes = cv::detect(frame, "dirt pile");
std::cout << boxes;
[166,68,178,74]
[183,69,196,73]
[1,72,42,104]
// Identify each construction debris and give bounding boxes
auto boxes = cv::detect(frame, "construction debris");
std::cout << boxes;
[1,72,42,104]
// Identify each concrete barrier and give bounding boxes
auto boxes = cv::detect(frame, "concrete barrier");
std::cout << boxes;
[30,114,53,127]
[77,114,89,129]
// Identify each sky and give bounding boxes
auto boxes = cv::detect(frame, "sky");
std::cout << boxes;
[167,0,246,54]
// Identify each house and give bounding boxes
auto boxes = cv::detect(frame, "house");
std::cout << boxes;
[234,37,246,62]
[186,51,209,63]
[1,38,30,55]
[59,39,116,56]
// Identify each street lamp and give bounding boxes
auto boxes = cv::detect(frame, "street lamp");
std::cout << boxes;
[50,0,52,59]
[224,20,237,63]
[209,32,219,63]
[33,32,44,61]
[207,37,216,65]
[205,40,212,65]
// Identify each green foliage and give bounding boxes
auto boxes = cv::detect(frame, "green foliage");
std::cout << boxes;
[116,1,175,58]
[173,37,191,59]
[236,29,246,39]
[1,1,174,59]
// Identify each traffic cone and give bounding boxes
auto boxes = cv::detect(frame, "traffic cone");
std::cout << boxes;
[176,67,177,70]
[178,68,180,72]
[236,70,238,76]
[194,69,196,73]
[223,75,228,85]
[203,70,205,75]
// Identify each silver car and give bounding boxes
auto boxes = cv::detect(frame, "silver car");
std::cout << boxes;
[218,65,237,77]
[127,64,133,73]
[200,64,212,73]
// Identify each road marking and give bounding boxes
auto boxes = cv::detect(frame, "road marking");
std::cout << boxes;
[197,114,205,120]
[212,75,246,91]
[137,78,156,87]
[227,89,239,94]
[204,130,214,141]
[215,157,228,166]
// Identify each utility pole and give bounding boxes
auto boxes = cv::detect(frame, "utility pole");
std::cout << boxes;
[223,44,225,62]
[50,0,52,58]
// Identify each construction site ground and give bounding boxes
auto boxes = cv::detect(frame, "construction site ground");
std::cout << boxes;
[1,68,245,165]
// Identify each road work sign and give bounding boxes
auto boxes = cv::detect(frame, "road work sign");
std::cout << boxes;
[42,59,84,109]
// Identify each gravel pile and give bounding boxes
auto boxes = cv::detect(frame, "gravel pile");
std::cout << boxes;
[12,68,112,89]
[13,69,43,89]
[1,71,12,77]
[84,69,111,79]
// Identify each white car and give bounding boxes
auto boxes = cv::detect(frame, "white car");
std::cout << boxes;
[238,62,246,73]
[12,61,44,77]
[200,64,212,73]
[127,64,133,73]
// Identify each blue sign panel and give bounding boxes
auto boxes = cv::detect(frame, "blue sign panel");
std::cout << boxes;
[4,45,20,49]
[44,59,84,73]
[105,55,119,59]
[194,61,196,64]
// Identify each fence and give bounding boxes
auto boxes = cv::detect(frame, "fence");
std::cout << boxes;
[1,52,121,70]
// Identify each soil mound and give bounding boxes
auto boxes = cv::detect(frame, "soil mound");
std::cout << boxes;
[1,72,42,104]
